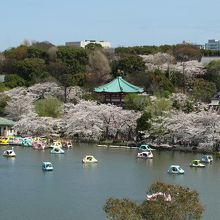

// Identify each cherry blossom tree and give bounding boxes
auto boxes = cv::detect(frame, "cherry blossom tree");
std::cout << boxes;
[145,110,220,151]
[64,101,140,141]
[140,53,206,77]
[13,112,62,136]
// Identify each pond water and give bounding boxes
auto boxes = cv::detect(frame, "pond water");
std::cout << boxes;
[0,143,219,220]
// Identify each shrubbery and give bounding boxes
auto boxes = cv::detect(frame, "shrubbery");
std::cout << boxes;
[35,98,62,118]
[4,74,25,88]
[0,94,9,116]
[205,60,220,90]
[192,79,216,102]
[136,111,152,131]
[124,94,150,111]
[146,97,172,118]
[135,97,172,132]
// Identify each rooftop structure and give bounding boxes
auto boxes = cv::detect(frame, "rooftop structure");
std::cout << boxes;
[205,40,220,50]
[94,76,144,105]
[65,40,111,49]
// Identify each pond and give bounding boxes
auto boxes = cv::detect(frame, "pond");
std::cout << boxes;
[0,143,219,220]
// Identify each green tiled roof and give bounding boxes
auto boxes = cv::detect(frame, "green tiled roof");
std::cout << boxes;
[0,117,15,126]
[94,76,144,93]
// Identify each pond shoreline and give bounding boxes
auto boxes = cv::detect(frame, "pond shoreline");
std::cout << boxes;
[96,142,217,154]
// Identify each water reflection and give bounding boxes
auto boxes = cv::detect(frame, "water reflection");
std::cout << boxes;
[82,163,98,169]
[189,166,205,177]
[42,169,54,176]
[4,157,16,165]
[136,158,154,167]
[167,173,185,179]
[145,159,153,167]
[51,154,65,161]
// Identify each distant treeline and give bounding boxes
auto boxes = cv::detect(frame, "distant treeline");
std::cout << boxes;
[0,41,220,105]
[201,49,220,57]
[116,44,203,61]
[115,45,173,55]
[116,45,220,58]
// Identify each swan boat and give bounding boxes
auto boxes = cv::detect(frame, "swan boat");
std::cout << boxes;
[51,147,64,154]
[137,151,153,159]
[82,155,98,163]
[3,147,16,157]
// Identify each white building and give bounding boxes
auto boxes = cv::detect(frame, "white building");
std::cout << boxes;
[65,40,111,49]
[205,40,220,50]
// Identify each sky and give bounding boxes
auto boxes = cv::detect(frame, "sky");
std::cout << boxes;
[1,0,220,51]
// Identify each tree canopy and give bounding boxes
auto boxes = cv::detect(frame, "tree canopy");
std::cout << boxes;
[204,60,220,90]
[104,182,204,220]
[172,44,202,61]
[111,55,146,76]
[0,42,218,106]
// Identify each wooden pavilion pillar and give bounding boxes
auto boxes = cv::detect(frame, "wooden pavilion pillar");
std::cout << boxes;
[104,93,107,103]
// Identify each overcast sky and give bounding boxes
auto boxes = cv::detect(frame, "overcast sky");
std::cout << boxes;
[1,0,220,51]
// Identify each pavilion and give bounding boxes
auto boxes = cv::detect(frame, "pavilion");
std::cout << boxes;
[94,76,144,105]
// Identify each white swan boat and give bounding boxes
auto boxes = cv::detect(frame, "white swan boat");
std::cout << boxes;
[3,147,16,157]
[137,151,153,159]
